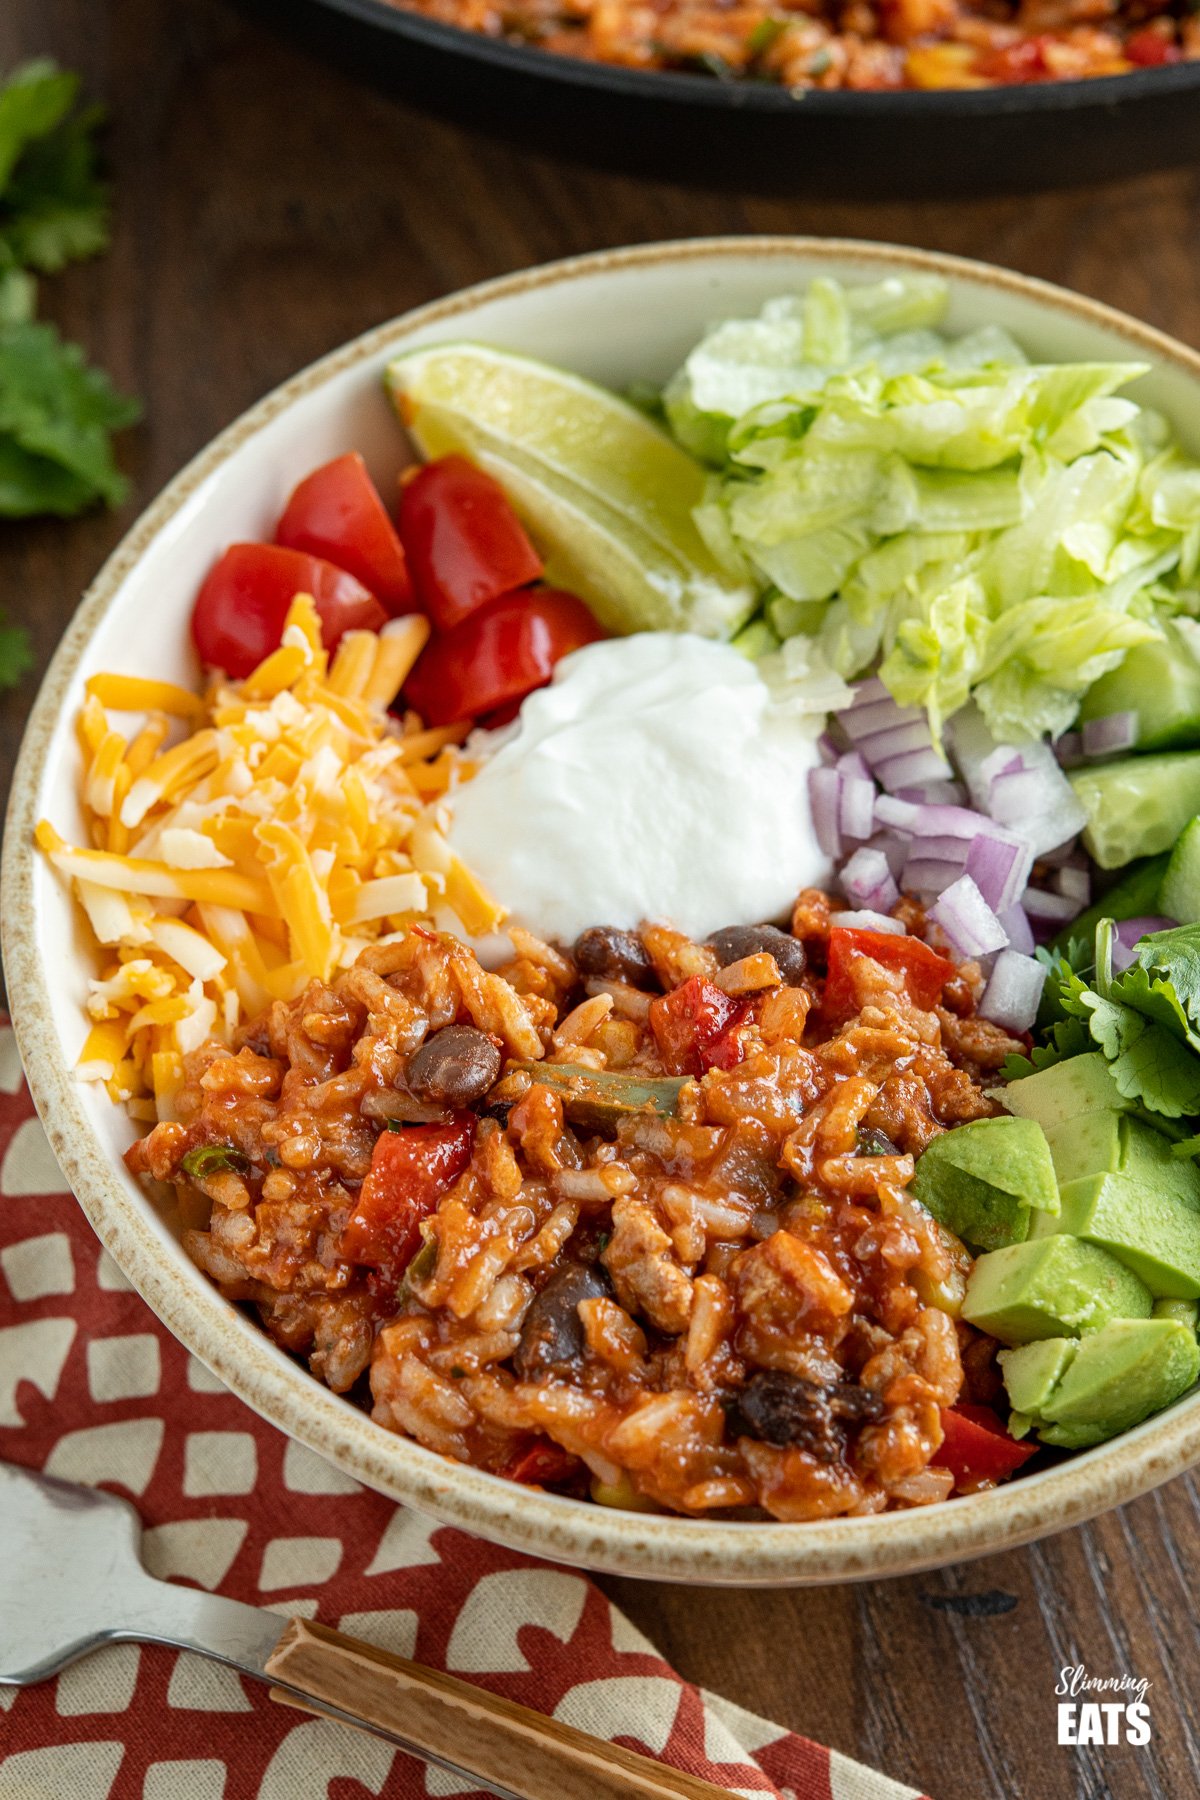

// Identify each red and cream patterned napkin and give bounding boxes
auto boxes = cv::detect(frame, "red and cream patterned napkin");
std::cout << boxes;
[0,1020,927,1800]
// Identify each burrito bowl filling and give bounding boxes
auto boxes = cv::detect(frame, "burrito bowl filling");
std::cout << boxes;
[43,273,1200,1518]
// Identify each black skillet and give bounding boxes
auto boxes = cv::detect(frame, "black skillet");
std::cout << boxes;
[241,0,1200,197]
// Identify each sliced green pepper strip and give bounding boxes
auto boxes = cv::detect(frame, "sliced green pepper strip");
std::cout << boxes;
[509,1061,686,1131]
[181,1143,249,1178]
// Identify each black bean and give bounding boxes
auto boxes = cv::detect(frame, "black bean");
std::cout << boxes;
[706,924,807,985]
[727,1370,884,1461]
[406,1025,501,1109]
[573,925,655,989]
[513,1260,613,1380]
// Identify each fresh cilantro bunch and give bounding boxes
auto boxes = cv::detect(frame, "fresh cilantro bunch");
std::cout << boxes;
[0,59,140,688]
[1004,921,1200,1121]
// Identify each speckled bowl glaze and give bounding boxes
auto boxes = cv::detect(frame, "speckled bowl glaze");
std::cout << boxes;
[8,239,1200,1586]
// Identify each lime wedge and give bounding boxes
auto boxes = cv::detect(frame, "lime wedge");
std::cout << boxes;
[385,342,757,638]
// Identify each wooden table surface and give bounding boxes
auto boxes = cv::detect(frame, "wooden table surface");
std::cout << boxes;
[4,5,1200,1797]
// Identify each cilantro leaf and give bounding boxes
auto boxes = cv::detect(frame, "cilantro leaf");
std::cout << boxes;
[1136,923,1200,1034]
[0,60,78,191]
[0,62,109,274]
[0,320,139,515]
[1081,988,1200,1118]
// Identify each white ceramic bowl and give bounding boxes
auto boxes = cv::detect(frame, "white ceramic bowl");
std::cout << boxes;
[8,237,1200,1586]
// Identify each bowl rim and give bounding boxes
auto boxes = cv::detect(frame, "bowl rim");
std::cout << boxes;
[8,234,1200,1586]
[307,0,1200,116]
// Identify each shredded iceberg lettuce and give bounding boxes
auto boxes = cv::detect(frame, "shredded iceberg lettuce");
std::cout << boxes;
[664,274,1200,741]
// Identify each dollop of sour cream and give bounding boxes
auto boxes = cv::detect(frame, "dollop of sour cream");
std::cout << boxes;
[443,633,831,946]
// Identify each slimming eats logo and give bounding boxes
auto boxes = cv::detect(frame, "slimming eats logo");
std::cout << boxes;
[1056,1666,1152,1746]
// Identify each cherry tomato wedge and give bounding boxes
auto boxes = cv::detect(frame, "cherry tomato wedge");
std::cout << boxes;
[399,454,544,630]
[934,1404,1037,1489]
[823,927,955,1019]
[403,588,604,727]
[650,976,747,1077]
[339,1114,474,1289]
[276,452,413,612]
[192,543,387,679]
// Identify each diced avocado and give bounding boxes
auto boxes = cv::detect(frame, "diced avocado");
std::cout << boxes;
[998,1337,1078,1416]
[1044,1111,1200,1209]
[1034,1171,1200,1300]
[1154,1296,1199,1330]
[1035,1318,1200,1448]
[913,1115,1059,1252]
[1070,752,1200,870]
[961,1235,1153,1345]
[1050,853,1170,955]
[999,1053,1132,1133]
[1160,816,1200,926]
[1078,623,1200,753]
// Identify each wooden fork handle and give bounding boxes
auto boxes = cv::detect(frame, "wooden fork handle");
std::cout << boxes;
[265,1616,735,1799]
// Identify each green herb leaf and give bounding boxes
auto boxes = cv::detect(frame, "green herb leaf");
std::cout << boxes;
[1136,923,1200,1033]
[180,1144,251,1178]
[0,319,138,517]
[0,63,109,274]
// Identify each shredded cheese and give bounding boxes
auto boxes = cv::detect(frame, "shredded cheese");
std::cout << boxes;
[39,593,504,1117]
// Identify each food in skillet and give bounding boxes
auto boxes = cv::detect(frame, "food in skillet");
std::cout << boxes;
[42,274,1200,1518]
[387,0,1198,90]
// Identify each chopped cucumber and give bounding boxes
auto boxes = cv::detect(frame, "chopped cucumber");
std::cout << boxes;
[1079,623,1200,752]
[1050,853,1170,952]
[1160,817,1200,924]
[1070,754,1200,870]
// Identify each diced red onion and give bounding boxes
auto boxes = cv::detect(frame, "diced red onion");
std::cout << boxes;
[1112,915,1177,973]
[817,730,840,766]
[998,904,1035,956]
[1055,731,1084,768]
[1040,839,1083,869]
[1082,711,1138,758]
[965,833,1029,915]
[980,949,1048,1033]
[836,749,872,782]
[1021,885,1083,923]
[903,856,966,897]
[838,694,911,742]
[930,874,1010,959]
[808,766,843,858]
[840,847,899,912]
[868,832,909,880]
[895,780,967,807]
[839,774,877,842]
[829,909,906,935]
[1052,865,1091,905]
[874,794,919,832]
[859,719,935,763]
[875,746,949,792]
[987,765,1087,859]
[979,745,1025,788]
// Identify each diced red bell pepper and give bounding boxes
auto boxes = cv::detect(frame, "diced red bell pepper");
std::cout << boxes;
[340,1114,474,1287]
[399,455,544,631]
[1124,25,1181,64]
[276,452,413,612]
[403,587,605,727]
[934,1403,1037,1489]
[823,927,955,1019]
[191,543,387,679]
[973,35,1052,82]
[650,975,747,1077]
[501,1438,585,1488]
